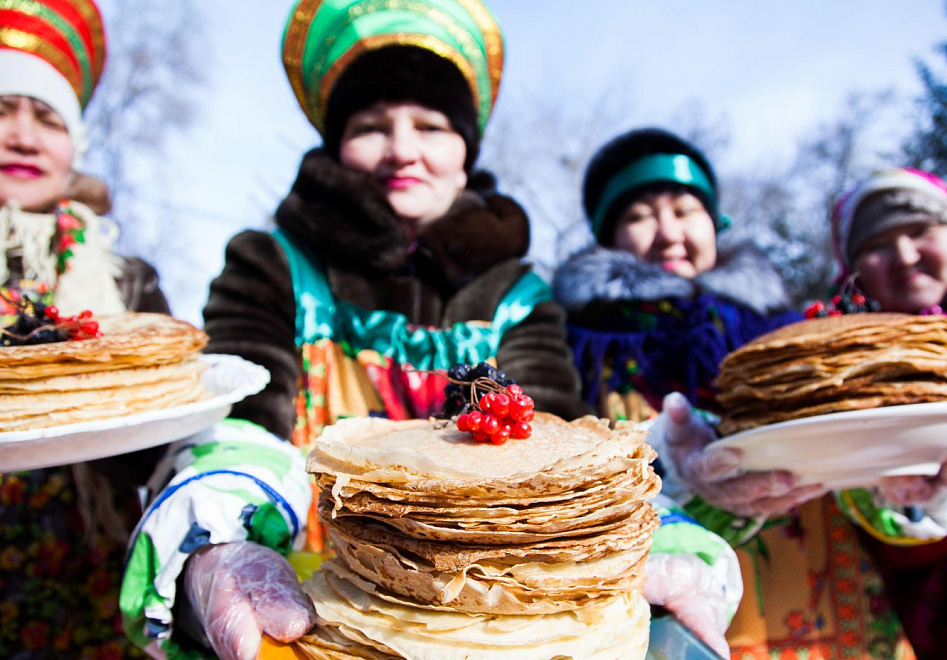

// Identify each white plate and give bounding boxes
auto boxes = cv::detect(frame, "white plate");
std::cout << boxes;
[710,401,947,490]
[0,354,269,472]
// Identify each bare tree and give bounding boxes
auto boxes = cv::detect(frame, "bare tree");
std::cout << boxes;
[480,86,733,281]
[719,90,906,304]
[81,0,205,258]
[479,83,631,279]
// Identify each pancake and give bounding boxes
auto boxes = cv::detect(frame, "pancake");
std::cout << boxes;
[0,312,209,432]
[717,313,947,435]
[0,312,207,379]
[297,568,651,660]
[297,412,660,658]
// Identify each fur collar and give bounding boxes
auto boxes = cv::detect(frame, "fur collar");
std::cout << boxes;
[274,149,529,284]
[552,236,794,316]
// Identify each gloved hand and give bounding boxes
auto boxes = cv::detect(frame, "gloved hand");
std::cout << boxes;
[183,541,316,660]
[663,392,827,517]
[644,552,730,658]
[879,461,947,506]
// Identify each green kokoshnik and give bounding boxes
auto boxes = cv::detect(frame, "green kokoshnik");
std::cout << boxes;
[281,0,503,136]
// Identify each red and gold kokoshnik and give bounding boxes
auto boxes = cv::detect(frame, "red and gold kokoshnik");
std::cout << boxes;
[0,0,105,106]
[281,0,503,135]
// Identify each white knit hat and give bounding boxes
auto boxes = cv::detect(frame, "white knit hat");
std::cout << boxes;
[0,50,87,164]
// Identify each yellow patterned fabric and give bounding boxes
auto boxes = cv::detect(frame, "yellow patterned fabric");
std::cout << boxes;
[727,496,916,660]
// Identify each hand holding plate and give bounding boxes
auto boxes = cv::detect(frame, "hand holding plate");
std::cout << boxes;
[663,393,827,517]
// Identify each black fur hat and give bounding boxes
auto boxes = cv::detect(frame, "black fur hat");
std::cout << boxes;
[583,127,720,245]
[323,46,480,172]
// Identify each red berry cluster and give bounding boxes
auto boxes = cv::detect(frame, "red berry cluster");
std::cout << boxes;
[804,292,880,319]
[45,306,102,340]
[1,294,101,347]
[455,384,535,445]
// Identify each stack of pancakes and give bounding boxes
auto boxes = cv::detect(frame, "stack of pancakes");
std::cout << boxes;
[297,412,661,659]
[717,313,947,436]
[0,312,208,432]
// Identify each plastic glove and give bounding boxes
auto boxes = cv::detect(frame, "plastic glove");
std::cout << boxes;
[879,461,947,506]
[644,552,730,658]
[663,392,827,517]
[183,541,316,660]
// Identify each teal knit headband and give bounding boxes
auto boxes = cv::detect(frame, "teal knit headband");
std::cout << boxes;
[590,153,722,240]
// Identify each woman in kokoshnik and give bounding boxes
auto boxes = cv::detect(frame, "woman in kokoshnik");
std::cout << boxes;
[120,2,590,659]
[0,0,169,657]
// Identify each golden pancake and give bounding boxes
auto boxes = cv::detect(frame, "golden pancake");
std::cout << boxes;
[717,313,947,433]
[297,412,659,658]
[0,312,209,432]
[0,312,207,379]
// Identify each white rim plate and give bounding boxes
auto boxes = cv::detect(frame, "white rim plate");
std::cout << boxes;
[0,354,269,471]
[710,401,947,490]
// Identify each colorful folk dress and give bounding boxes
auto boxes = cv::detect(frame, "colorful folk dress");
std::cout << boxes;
[120,228,559,658]
[718,495,917,660]
[272,227,555,551]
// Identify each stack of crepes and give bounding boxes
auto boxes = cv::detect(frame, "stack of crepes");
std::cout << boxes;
[716,312,947,436]
[0,312,208,432]
[296,412,661,660]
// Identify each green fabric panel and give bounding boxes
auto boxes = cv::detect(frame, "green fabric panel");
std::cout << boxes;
[248,502,295,553]
[119,531,160,650]
[491,271,553,336]
[188,437,296,475]
[683,494,766,548]
[272,228,545,369]
[651,519,725,566]
[838,488,905,538]
[273,228,335,341]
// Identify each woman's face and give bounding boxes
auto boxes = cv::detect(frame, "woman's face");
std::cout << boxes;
[0,96,74,212]
[339,101,467,238]
[853,220,947,313]
[612,190,717,278]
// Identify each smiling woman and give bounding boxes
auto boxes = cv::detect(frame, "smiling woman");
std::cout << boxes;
[338,101,469,237]
[119,2,591,659]
[0,1,171,658]
[0,96,75,212]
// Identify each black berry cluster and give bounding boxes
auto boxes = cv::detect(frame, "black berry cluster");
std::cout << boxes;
[442,362,515,417]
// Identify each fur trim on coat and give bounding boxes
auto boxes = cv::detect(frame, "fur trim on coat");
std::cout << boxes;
[275,149,529,284]
[552,236,793,316]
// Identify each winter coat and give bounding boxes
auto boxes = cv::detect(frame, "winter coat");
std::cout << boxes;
[204,149,588,438]
[553,237,799,421]
[122,150,588,658]
[0,199,168,660]
[553,239,921,657]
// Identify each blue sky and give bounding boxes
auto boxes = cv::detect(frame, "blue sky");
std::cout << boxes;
[97,0,947,323]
